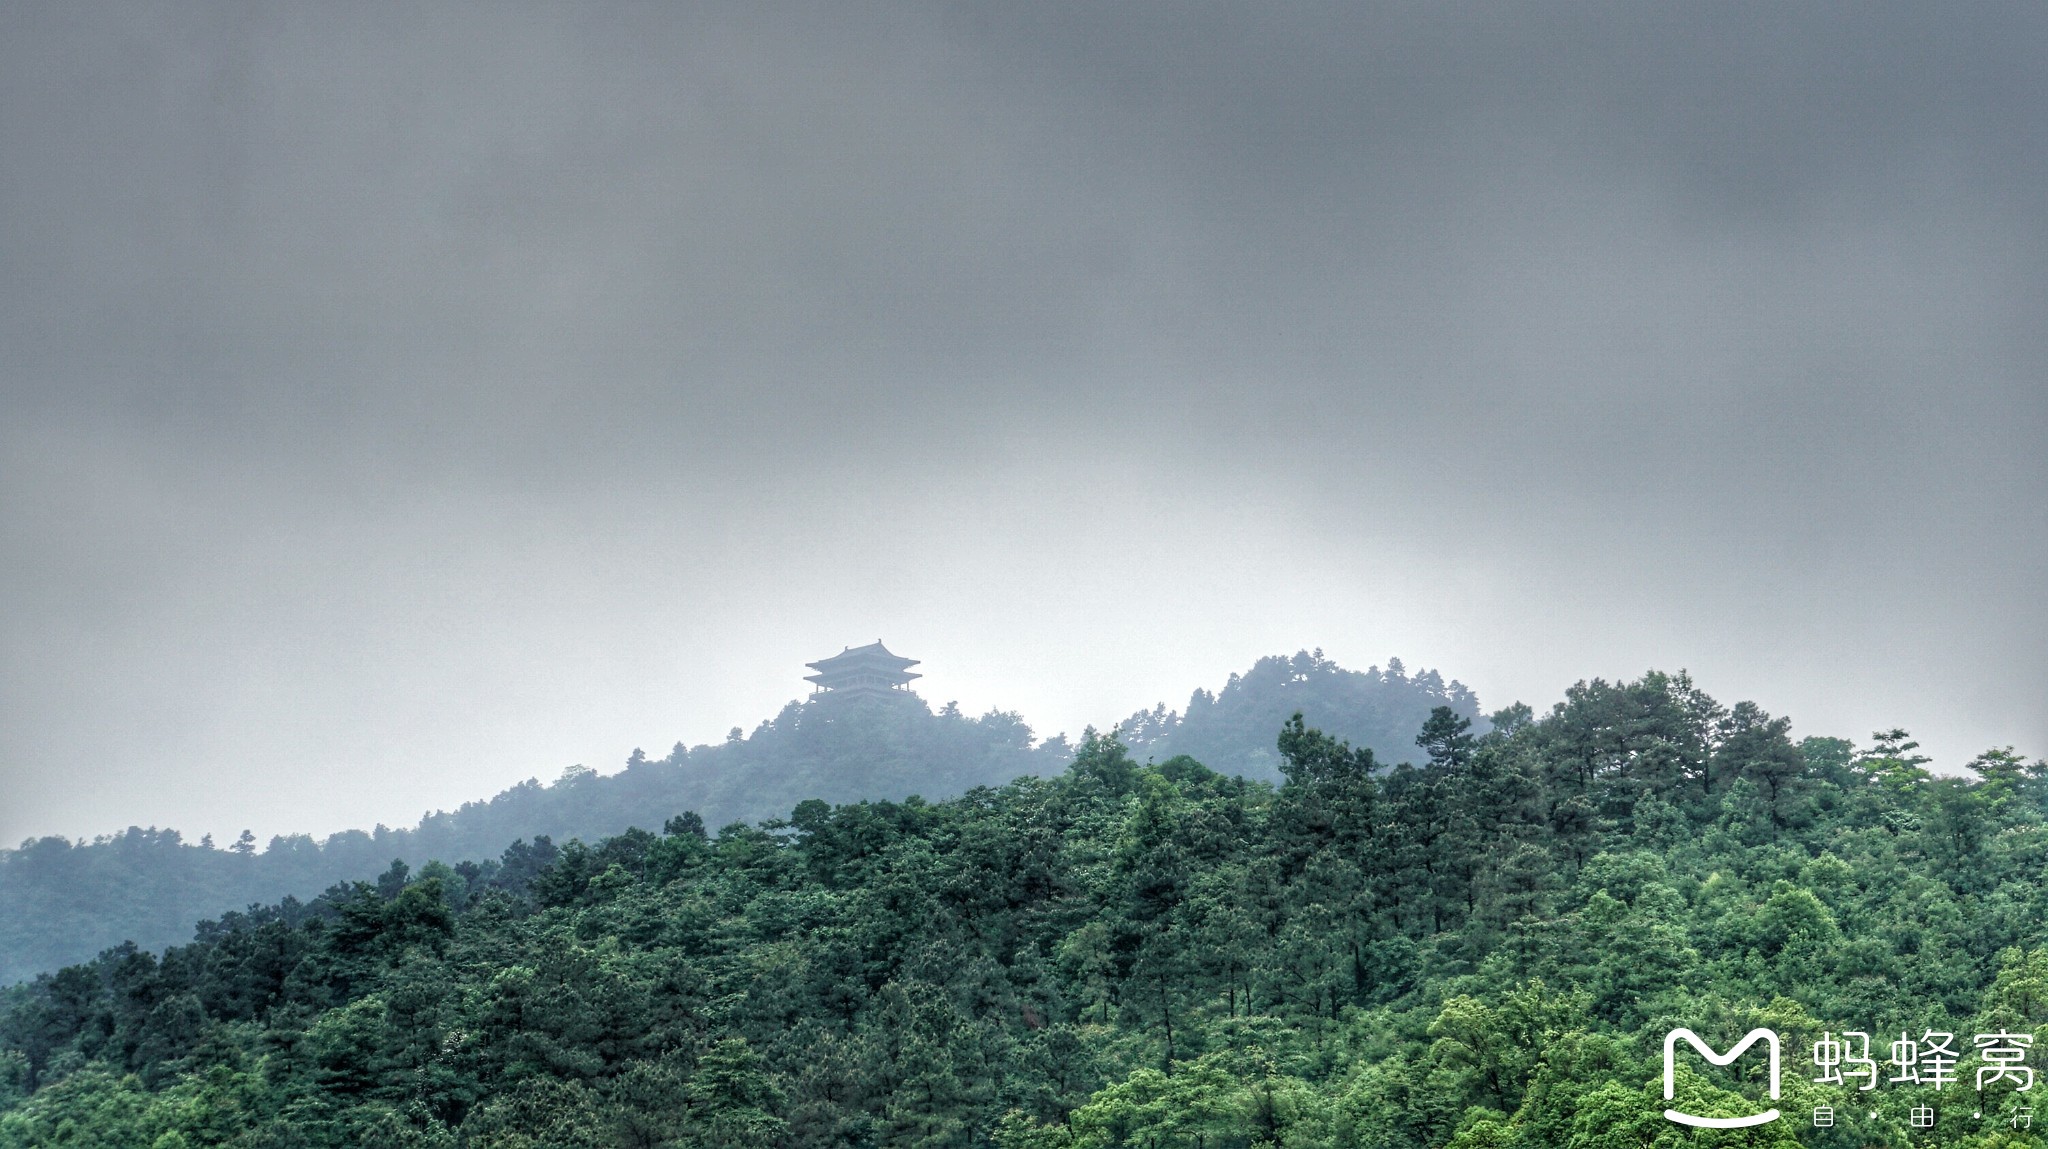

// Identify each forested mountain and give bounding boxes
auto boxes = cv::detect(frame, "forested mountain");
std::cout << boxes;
[0,651,1462,986]
[3,670,2043,1148]
[0,699,1064,986]
[1116,650,1482,778]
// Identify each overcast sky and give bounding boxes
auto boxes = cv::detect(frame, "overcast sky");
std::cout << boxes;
[3,3,2043,847]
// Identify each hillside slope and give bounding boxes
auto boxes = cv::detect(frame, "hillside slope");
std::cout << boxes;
[0,699,1059,986]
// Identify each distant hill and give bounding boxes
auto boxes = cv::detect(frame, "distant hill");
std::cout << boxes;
[0,698,1061,985]
[1116,649,1483,777]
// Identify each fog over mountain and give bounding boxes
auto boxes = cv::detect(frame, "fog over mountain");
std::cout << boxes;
[2,3,2043,846]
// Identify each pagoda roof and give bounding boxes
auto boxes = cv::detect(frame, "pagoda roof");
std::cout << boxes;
[805,641,920,674]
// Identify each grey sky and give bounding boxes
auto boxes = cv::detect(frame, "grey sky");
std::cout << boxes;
[3,3,2043,846]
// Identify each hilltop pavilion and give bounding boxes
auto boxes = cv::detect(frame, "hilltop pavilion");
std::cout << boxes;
[804,642,922,703]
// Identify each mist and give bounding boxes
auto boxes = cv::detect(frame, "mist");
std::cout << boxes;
[3,2,2043,846]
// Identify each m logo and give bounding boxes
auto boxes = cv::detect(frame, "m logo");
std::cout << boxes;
[1663,1028,1782,1128]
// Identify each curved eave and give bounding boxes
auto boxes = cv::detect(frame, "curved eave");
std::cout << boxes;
[804,651,921,674]
[805,670,922,685]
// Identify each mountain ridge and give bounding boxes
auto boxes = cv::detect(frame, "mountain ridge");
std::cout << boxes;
[0,650,1472,985]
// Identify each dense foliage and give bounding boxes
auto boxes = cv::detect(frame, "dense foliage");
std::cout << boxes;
[3,671,2045,1149]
